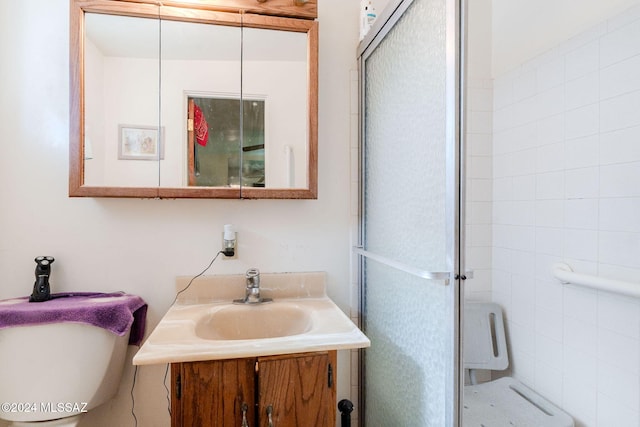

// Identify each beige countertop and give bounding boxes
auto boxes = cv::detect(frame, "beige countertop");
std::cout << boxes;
[132,272,370,365]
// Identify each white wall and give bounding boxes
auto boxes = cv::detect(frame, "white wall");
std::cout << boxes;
[87,56,161,186]
[492,0,640,76]
[0,1,359,426]
[492,4,640,426]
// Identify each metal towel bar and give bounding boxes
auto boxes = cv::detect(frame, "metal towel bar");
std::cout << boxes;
[552,262,640,298]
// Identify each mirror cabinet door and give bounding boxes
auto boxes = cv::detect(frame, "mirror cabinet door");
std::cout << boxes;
[69,6,163,196]
[239,25,309,197]
[239,16,318,199]
[158,19,243,198]
[80,10,161,194]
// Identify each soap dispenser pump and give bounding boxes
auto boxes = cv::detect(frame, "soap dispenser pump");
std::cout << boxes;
[360,0,377,40]
[29,256,55,302]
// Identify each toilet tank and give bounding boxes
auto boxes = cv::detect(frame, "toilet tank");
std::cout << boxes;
[0,322,129,422]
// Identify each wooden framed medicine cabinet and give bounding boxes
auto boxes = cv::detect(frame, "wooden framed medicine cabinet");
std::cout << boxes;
[69,0,318,199]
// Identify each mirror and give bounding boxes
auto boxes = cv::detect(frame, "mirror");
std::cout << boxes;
[70,0,318,199]
[83,12,161,189]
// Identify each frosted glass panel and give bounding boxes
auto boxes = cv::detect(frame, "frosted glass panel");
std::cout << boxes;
[361,0,457,425]
[364,0,447,272]
[364,261,451,425]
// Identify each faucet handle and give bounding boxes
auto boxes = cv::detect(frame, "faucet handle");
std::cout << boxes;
[234,268,271,304]
[246,268,260,288]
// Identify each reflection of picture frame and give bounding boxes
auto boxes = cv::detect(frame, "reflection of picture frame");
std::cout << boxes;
[118,125,164,160]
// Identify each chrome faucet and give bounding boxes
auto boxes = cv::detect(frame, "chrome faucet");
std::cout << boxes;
[234,268,272,304]
[245,268,261,303]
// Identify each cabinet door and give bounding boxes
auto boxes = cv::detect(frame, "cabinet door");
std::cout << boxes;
[172,359,256,427]
[257,351,336,427]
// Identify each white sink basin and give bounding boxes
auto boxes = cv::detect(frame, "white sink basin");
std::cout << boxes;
[195,302,312,340]
[132,272,370,365]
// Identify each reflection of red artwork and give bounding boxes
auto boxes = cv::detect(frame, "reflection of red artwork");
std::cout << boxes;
[194,104,209,146]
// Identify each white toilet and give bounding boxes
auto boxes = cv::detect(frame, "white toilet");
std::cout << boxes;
[463,302,574,427]
[0,322,130,426]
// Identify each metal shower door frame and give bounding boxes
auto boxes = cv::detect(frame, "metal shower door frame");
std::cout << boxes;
[356,0,466,425]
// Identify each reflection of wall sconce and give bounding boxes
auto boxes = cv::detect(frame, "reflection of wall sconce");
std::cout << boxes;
[225,128,239,142]
[285,145,293,188]
[84,125,94,159]
[84,135,93,160]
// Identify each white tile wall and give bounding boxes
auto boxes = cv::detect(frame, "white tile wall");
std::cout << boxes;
[492,4,640,425]
[465,78,493,302]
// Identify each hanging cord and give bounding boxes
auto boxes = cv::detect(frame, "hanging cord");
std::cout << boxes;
[170,250,225,306]
[131,365,139,426]
[163,250,226,416]
[163,364,172,416]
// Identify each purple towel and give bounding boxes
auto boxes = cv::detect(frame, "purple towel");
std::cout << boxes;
[0,292,148,346]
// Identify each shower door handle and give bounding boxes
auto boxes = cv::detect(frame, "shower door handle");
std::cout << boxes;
[354,247,451,283]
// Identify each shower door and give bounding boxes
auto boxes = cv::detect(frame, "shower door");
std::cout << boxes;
[357,0,463,425]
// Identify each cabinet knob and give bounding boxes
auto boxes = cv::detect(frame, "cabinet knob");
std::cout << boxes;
[294,0,308,5]
[241,403,250,427]
[266,405,274,427]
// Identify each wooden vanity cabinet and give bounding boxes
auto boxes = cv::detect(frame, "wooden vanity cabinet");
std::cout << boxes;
[171,351,337,427]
